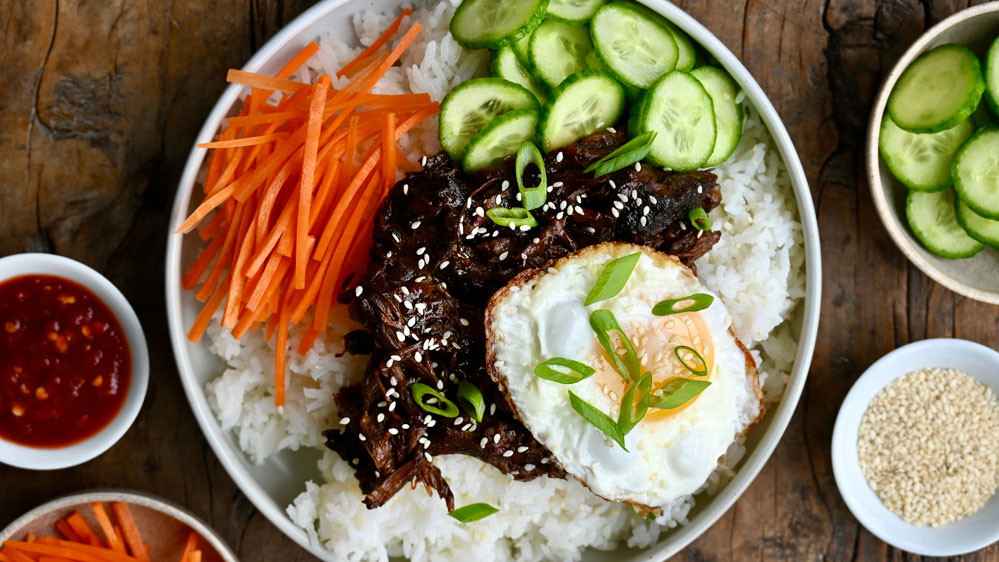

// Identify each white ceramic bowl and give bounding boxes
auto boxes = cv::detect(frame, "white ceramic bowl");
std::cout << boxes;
[165,1,822,559]
[867,4,999,305]
[831,338,999,556]
[0,253,149,470]
[0,489,238,562]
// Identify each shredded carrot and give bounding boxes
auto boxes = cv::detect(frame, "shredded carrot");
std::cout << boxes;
[176,533,198,562]
[64,513,99,547]
[109,503,148,562]
[0,547,34,562]
[178,13,438,406]
[90,504,125,554]
[187,552,202,562]
[55,520,81,543]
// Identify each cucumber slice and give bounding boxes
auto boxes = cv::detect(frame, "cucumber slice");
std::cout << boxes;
[591,1,678,89]
[986,35,999,116]
[547,0,606,23]
[952,126,999,219]
[463,109,539,173]
[633,71,716,171]
[511,32,533,67]
[690,66,743,166]
[956,197,999,247]
[439,78,540,160]
[529,20,593,88]
[887,44,985,133]
[660,19,697,72]
[878,115,973,192]
[492,45,547,103]
[907,189,984,258]
[538,70,625,151]
[450,0,548,49]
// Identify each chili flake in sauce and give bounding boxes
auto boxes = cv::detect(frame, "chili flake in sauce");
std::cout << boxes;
[0,275,131,448]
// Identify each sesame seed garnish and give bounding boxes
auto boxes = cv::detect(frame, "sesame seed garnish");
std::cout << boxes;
[556,212,565,220]
[475,206,485,217]
[439,260,450,269]
[416,247,426,256]
[425,452,433,461]
[697,185,703,194]
[415,351,423,362]
[517,446,529,453]
[501,180,510,190]
[388,428,399,435]
[421,156,428,166]
[407,318,416,328]
[359,434,367,441]
[524,463,536,471]
[436,380,444,390]
[607,126,617,133]
[493,434,501,444]
[339,417,351,425]
[574,205,584,215]
[392,233,401,243]
[480,438,488,449]
[454,417,464,426]
[643,206,650,216]
[403,183,409,195]
[611,208,620,218]
[396,331,405,342]
[586,227,596,234]
[541,457,549,464]
[640,217,647,227]
[609,180,617,189]
[556,152,564,163]
[352,458,359,465]
[519,225,531,232]
[553,181,563,187]
[354,286,363,297]
[649,195,658,204]
[460,318,470,326]
[402,423,410,429]
[490,404,496,416]
[411,221,421,229]
[404,300,413,310]
[503,450,514,458]
[635,162,642,171]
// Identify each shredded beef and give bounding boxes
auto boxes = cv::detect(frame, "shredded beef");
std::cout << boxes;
[324,128,721,511]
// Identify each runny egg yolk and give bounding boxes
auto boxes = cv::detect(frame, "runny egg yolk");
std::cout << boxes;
[588,311,714,423]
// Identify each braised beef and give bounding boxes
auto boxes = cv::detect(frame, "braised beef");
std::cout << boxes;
[324,128,721,511]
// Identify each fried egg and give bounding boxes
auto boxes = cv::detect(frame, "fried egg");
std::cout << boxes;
[485,242,763,510]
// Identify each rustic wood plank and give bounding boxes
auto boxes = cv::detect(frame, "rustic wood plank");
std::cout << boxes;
[0,1,997,561]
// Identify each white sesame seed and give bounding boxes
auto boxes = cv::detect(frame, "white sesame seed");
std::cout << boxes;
[402,424,410,429]
[437,380,444,390]
[524,463,536,471]
[358,434,366,441]
[480,438,488,448]
[640,216,647,227]
[392,233,401,243]
[635,162,642,172]
[339,417,351,425]
[607,126,617,133]
[503,450,514,458]
[611,208,620,218]
[415,351,423,362]
[460,318,470,326]
[354,286,363,297]
[556,152,564,163]
[439,260,450,269]
[388,428,399,435]
[421,156,428,166]
[540,457,549,464]
[490,404,496,415]
[416,247,426,256]
[396,331,405,342]
[502,180,510,190]
[425,452,433,461]
[575,205,584,215]
[517,446,529,453]
[411,221,421,229]
[403,183,409,195]
[493,434,501,444]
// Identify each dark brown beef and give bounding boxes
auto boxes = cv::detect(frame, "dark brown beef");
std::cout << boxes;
[324,128,721,511]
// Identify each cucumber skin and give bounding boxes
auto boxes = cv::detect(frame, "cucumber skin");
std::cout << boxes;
[956,198,999,248]
[878,116,972,193]
[887,44,986,134]
[450,0,549,50]
[537,69,625,151]
[546,0,607,24]
[952,126,999,220]
[690,66,744,167]
[634,71,716,171]
[590,1,678,90]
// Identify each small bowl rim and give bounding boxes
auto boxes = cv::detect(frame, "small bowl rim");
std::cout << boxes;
[0,488,239,561]
[866,3,999,306]
[0,253,149,470]
[831,338,999,556]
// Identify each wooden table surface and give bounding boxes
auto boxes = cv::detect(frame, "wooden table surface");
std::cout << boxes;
[2,0,998,560]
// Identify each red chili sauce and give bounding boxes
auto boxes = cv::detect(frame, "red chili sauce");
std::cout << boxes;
[0,275,131,448]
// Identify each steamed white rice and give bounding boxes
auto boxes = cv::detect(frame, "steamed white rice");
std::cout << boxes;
[204,2,805,560]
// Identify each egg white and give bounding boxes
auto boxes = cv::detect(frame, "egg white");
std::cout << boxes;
[486,242,762,509]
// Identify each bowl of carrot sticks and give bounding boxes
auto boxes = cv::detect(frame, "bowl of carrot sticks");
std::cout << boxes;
[0,490,238,562]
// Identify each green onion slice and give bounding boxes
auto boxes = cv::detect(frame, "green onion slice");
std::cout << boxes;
[486,207,538,228]
[448,503,499,522]
[457,381,485,423]
[584,252,642,306]
[650,378,711,409]
[651,293,714,316]
[589,309,641,382]
[673,345,709,377]
[584,131,658,178]
[534,357,596,384]
[688,207,711,230]
[410,382,460,417]
[568,390,628,451]
[617,371,653,435]
[516,142,547,210]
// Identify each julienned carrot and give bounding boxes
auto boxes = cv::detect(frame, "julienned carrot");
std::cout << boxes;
[179,14,437,407]
[187,551,202,562]
[90,503,125,554]
[64,513,99,547]
[55,520,81,543]
[0,548,33,562]
[109,503,148,562]
[177,532,198,562]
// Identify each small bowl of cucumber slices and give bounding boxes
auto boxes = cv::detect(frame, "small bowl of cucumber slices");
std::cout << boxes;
[868,3,999,304]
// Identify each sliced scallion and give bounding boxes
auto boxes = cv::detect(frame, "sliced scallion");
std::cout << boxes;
[534,357,596,384]
[673,345,709,377]
[651,293,714,316]
[486,207,538,228]
[688,207,711,230]
[584,131,658,178]
[617,371,653,435]
[448,503,499,522]
[457,381,485,423]
[650,378,711,410]
[568,390,628,451]
[410,382,460,417]
[589,309,641,382]
[584,252,642,306]
[516,142,547,210]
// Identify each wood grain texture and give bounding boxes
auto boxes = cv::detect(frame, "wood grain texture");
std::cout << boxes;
[0,0,997,561]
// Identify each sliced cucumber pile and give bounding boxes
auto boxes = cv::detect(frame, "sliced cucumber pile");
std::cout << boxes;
[906,189,983,259]
[880,40,999,258]
[440,0,747,173]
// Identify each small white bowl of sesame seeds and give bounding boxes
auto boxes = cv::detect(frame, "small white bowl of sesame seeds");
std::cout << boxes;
[832,338,999,556]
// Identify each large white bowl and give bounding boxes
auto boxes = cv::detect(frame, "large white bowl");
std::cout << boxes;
[165,1,822,559]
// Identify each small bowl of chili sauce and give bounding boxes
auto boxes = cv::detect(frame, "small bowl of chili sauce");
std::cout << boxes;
[0,253,148,470]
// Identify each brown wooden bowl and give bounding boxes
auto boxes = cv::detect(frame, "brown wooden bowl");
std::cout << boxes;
[0,490,238,562]
[867,3,999,305]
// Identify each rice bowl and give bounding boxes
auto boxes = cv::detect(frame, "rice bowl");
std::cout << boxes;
[165,0,821,560]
